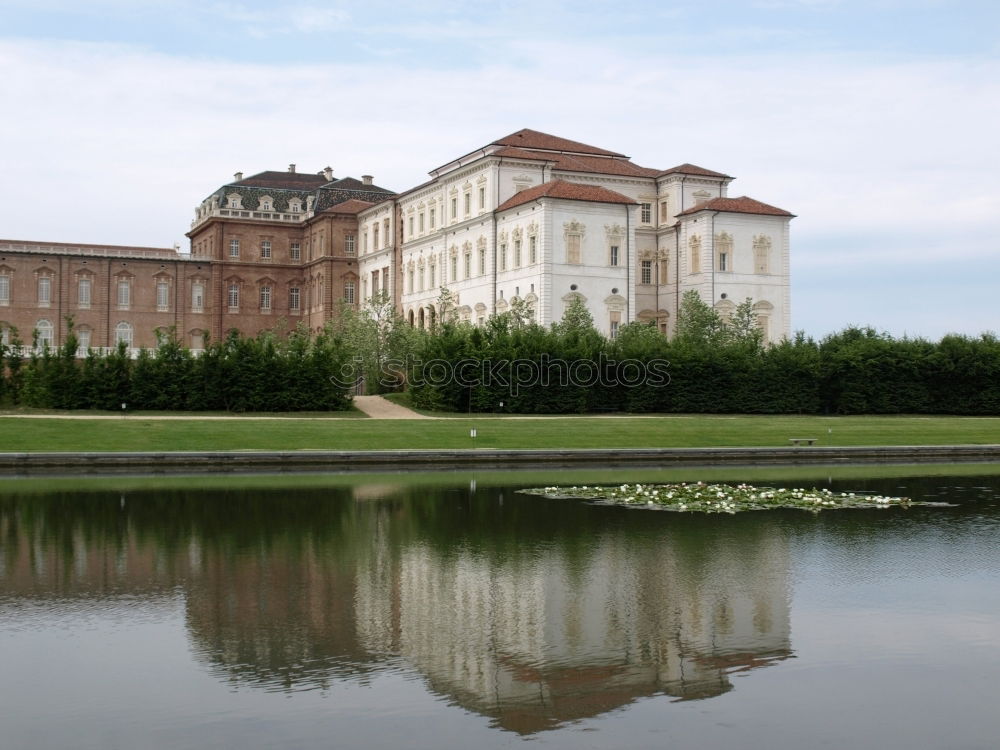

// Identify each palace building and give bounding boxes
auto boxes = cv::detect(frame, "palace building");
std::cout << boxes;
[0,129,792,351]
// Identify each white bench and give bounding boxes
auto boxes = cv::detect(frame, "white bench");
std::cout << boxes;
[788,438,818,446]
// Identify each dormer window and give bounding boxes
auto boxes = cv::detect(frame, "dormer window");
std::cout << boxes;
[227,194,243,209]
[259,197,272,212]
[289,199,302,213]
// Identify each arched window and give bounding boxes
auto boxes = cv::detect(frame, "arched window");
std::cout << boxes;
[754,301,774,343]
[115,321,133,348]
[76,326,91,355]
[35,319,54,349]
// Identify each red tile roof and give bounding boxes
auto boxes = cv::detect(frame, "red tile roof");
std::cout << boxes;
[493,146,660,178]
[321,199,375,215]
[657,163,732,179]
[496,180,637,212]
[493,128,627,157]
[676,196,794,217]
[233,171,328,190]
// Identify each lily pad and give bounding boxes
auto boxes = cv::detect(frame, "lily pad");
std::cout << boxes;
[518,482,937,513]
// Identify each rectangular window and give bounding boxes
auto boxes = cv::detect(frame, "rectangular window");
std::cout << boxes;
[451,197,457,218]
[478,187,485,209]
[464,193,471,215]
[407,267,414,292]
[117,279,130,308]
[363,233,368,252]
[450,255,458,282]
[429,263,436,288]
[514,239,522,267]
[372,271,380,295]
[479,248,486,275]
[344,236,355,256]
[464,252,471,279]
[228,284,239,311]
[261,240,271,259]
[78,278,91,308]
[419,213,425,232]
[567,235,581,264]
[260,286,271,311]
[289,287,300,311]
[229,239,239,257]
[499,243,507,271]
[0,326,8,346]
[345,281,355,304]
[718,252,728,272]
[373,224,380,248]
[529,236,537,265]
[382,267,389,292]
[641,203,652,223]
[660,200,668,222]
[156,280,169,311]
[409,216,414,237]
[38,277,51,306]
[291,242,301,260]
[0,275,9,305]
[383,220,390,247]
[641,260,653,284]
[192,282,204,312]
[419,266,425,292]
[191,332,204,350]
[610,245,619,267]
[610,311,621,339]
[430,207,436,228]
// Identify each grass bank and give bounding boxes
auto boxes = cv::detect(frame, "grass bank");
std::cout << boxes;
[0,414,998,452]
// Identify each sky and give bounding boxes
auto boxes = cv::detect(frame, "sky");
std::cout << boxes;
[1,0,998,339]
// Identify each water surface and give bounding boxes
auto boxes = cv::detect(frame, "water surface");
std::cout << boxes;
[1,467,999,749]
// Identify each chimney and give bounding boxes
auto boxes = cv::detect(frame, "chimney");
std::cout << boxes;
[323,166,333,181]
[233,171,243,181]
[288,163,296,173]
[362,175,373,185]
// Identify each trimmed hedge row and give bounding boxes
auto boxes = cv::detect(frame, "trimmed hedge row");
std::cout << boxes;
[408,322,1000,415]
[1,327,352,412]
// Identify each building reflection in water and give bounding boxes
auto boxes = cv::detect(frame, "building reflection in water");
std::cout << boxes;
[0,481,793,734]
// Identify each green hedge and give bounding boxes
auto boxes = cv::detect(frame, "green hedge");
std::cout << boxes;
[2,326,352,412]
[408,321,1000,416]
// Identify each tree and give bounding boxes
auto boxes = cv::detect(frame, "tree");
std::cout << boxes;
[673,290,727,347]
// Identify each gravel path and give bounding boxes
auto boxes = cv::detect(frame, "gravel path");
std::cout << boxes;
[352,395,433,419]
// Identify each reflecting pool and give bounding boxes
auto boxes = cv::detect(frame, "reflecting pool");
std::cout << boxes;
[1,466,999,749]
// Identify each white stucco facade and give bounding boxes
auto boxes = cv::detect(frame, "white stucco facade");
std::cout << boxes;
[356,129,793,340]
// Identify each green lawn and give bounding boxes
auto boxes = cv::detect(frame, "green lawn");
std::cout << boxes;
[0,414,998,452]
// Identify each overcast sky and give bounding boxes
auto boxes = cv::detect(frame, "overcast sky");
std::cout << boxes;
[1,0,997,339]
